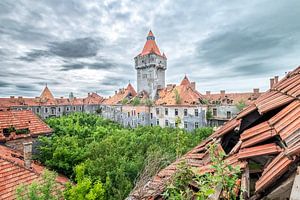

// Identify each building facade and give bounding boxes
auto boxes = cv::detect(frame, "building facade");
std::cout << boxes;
[0,31,264,131]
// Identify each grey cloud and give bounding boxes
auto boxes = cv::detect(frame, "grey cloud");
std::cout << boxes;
[0,80,11,88]
[15,84,37,90]
[60,61,119,71]
[48,38,101,58]
[197,29,287,65]
[18,49,51,62]
[100,76,129,87]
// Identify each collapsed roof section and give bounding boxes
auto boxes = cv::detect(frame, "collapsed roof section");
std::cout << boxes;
[128,66,300,199]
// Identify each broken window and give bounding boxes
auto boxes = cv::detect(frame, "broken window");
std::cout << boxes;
[184,109,188,116]
[194,122,199,129]
[195,109,199,117]
[165,108,168,115]
[175,109,178,116]
[213,108,217,116]
[227,111,231,119]
[184,121,188,129]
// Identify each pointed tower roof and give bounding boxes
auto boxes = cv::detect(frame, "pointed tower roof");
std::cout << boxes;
[126,83,137,96]
[180,75,191,86]
[40,85,55,100]
[139,30,162,56]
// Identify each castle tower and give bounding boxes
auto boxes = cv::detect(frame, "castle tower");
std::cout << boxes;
[134,30,167,99]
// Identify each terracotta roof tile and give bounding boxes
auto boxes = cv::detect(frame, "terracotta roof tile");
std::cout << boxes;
[155,76,204,106]
[103,83,137,105]
[0,110,52,142]
[0,145,68,200]
[138,31,162,57]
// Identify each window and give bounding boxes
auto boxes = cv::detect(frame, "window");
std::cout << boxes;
[165,108,168,115]
[36,108,40,113]
[79,106,82,111]
[184,121,188,129]
[175,109,178,116]
[195,122,199,129]
[58,107,61,112]
[156,119,159,125]
[44,107,48,113]
[73,106,76,111]
[227,111,231,119]
[156,108,159,115]
[213,108,217,116]
[195,109,199,117]
[150,123,153,127]
[137,113,140,118]
[165,120,169,127]
[51,108,55,115]
[67,107,70,111]
[150,113,153,119]
[128,112,130,117]
[184,109,188,116]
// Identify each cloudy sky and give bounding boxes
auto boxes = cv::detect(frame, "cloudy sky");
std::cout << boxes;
[0,0,299,97]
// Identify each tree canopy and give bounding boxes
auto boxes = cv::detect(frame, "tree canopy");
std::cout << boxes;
[35,113,212,200]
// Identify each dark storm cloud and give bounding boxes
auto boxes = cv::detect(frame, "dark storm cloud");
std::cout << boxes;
[197,29,287,65]
[0,81,11,88]
[0,0,300,97]
[48,38,101,58]
[18,49,51,62]
[60,61,120,71]
[15,84,37,90]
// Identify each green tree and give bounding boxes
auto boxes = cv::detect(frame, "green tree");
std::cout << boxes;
[16,170,63,200]
[235,99,246,111]
[35,113,213,200]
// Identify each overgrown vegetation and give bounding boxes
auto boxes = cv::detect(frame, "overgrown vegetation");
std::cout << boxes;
[235,99,246,111]
[130,97,141,106]
[206,108,213,120]
[34,113,212,200]
[163,144,241,200]
[16,170,63,200]
[174,89,181,104]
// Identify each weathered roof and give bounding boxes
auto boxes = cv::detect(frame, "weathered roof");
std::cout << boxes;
[40,86,55,101]
[138,30,163,57]
[0,110,52,142]
[128,66,300,199]
[0,145,68,200]
[103,83,137,105]
[155,75,204,106]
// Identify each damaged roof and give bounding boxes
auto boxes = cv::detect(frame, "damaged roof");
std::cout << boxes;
[155,75,205,106]
[103,83,137,105]
[128,66,300,199]
[0,110,52,142]
[0,145,68,200]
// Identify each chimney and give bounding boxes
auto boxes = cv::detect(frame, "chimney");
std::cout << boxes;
[23,142,32,168]
[206,91,211,95]
[274,76,279,84]
[220,90,225,97]
[253,88,260,94]
[88,93,90,97]
[191,82,196,90]
[10,96,14,99]
[115,91,117,95]
[270,78,275,89]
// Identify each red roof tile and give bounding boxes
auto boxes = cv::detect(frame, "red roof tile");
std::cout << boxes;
[0,145,68,200]
[0,110,52,142]
[128,66,300,199]
[138,31,162,57]
[103,83,137,105]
